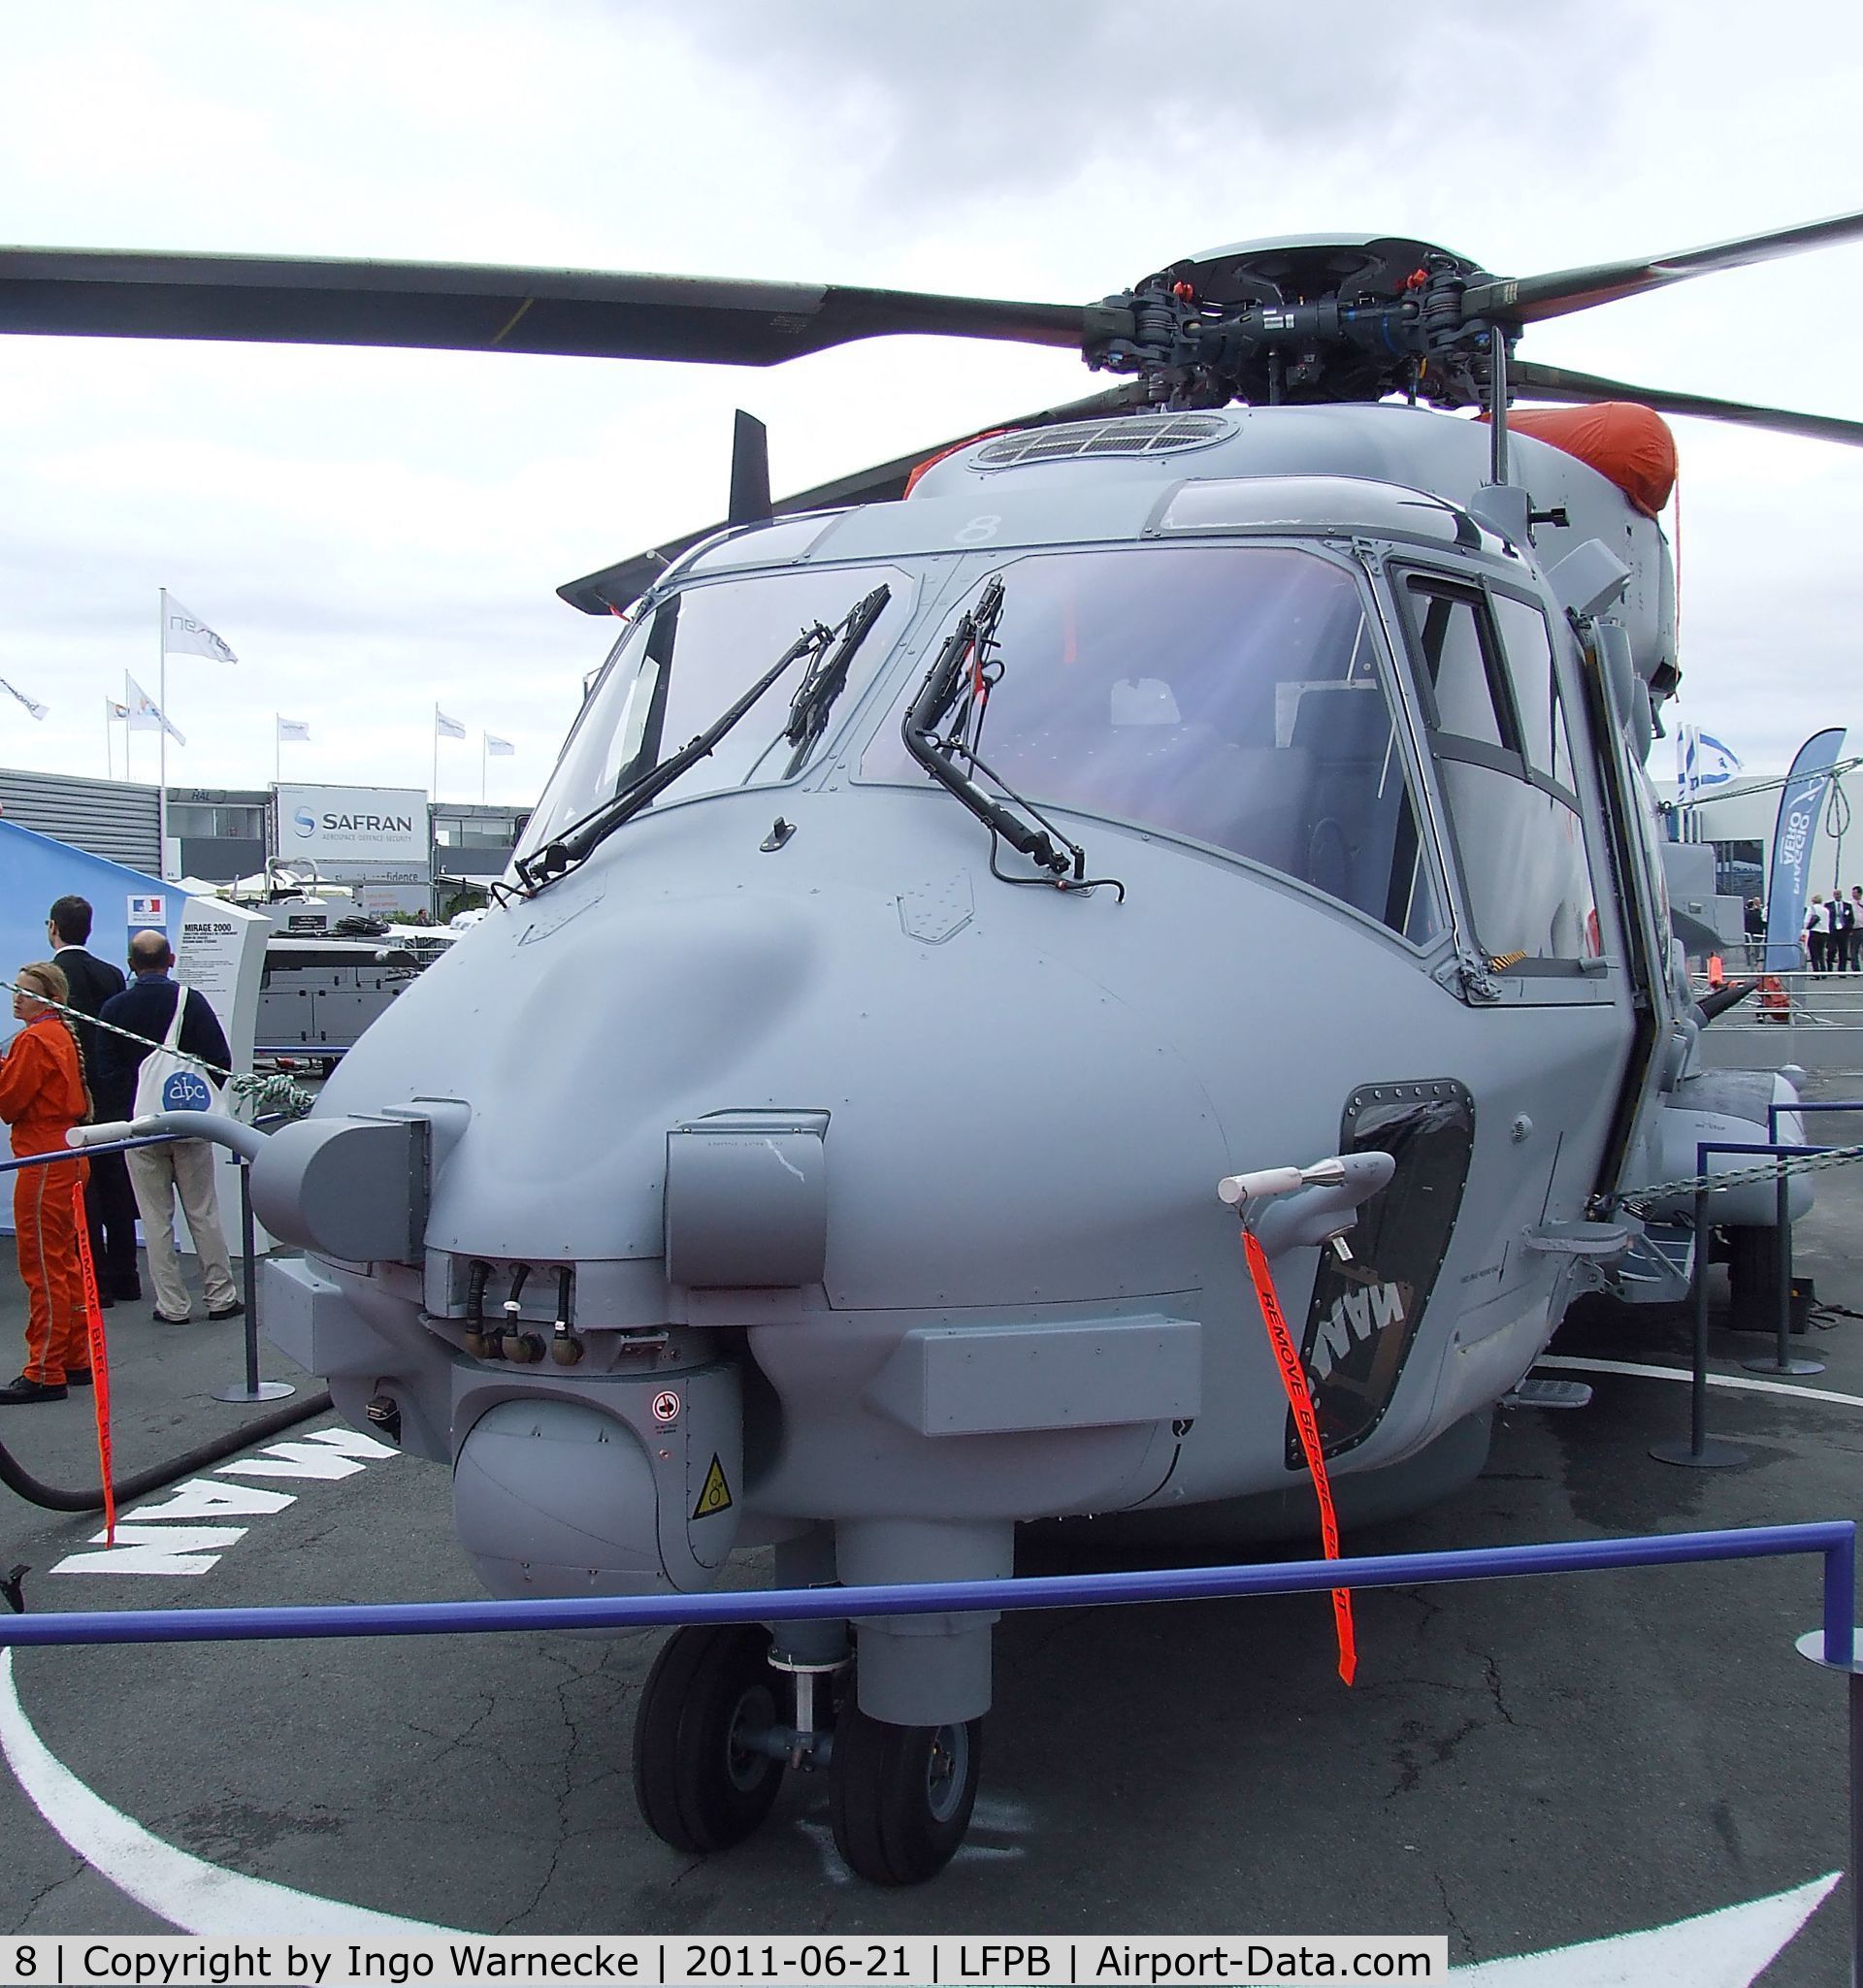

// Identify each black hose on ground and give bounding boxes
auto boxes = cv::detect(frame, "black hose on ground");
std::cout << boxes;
[0,1388,334,1515]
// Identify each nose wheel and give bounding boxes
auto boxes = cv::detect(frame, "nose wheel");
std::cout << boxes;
[828,1703,983,1886]
[631,1623,786,1853]
[631,1623,985,1882]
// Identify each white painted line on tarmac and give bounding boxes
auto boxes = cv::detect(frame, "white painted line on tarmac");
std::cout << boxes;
[1454,1871,1839,1983]
[0,1648,460,1936]
[49,1426,399,1579]
[0,1644,1840,1964]
[1538,1353,1863,1411]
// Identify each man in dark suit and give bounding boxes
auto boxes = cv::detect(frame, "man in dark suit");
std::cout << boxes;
[95,930,242,1324]
[47,896,140,1304]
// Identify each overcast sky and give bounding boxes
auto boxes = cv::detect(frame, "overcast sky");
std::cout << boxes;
[3,0,1861,799]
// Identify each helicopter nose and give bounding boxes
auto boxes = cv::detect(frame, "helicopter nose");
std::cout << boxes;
[322,886,828,1260]
[493,893,822,1121]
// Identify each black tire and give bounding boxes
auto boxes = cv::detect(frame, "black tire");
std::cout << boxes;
[632,1623,785,1853]
[829,1703,982,1885]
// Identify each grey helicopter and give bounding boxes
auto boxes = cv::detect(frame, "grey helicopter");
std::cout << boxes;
[10,208,1863,1884]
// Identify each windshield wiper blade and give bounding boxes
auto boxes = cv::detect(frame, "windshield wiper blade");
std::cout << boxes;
[784,581,892,768]
[517,617,835,891]
[900,575,1078,881]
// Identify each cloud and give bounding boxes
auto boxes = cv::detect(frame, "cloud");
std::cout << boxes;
[2,0,1861,792]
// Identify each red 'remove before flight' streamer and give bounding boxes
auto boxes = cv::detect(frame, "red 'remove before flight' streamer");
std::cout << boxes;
[1241,1229,1357,1685]
[70,1181,116,1545]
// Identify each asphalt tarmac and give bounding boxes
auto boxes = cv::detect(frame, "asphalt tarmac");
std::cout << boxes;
[0,1097,1857,1981]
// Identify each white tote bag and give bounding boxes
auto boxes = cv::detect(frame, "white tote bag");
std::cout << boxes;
[134,985,227,1121]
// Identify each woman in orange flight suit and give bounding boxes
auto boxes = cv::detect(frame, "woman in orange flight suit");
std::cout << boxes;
[0,962,93,1403]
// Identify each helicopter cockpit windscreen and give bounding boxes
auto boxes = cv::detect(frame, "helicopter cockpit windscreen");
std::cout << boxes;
[860,545,1444,945]
[516,563,916,863]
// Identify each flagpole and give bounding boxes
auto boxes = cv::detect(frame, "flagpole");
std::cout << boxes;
[433,703,440,803]
[157,586,170,878]
[276,714,281,787]
[105,701,113,781]
[481,732,487,805]
[123,670,133,785]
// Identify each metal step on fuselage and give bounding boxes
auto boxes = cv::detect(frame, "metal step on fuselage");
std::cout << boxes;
[1611,1217,1695,1304]
[1502,1376,1594,1409]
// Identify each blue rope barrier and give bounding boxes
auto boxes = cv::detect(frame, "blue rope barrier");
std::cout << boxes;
[0,1520,1850,1659]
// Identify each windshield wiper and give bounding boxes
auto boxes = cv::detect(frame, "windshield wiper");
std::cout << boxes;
[517,616,837,892]
[902,575,1087,884]
[783,582,892,771]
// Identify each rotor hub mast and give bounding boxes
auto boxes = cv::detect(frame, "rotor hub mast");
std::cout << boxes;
[1086,235,1503,411]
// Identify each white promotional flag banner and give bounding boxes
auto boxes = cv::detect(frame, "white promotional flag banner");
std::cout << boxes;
[485,733,515,756]
[105,696,130,722]
[163,596,239,664]
[278,716,312,743]
[0,674,48,721]
[436,707,467,741]
[125,672,186,745]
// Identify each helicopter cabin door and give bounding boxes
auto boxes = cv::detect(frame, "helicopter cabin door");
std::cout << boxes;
[1391,566,1672,1202]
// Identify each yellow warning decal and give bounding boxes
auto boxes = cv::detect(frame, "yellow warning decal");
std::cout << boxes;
[692,1454,734,1520]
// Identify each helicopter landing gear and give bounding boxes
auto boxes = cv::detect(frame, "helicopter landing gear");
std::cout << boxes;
[829,1703,983,1886]
[631,1622,787,1853]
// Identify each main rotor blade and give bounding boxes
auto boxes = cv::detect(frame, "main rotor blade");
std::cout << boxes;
[0,246,1121,366]
[1464,209,1863,325]
[1511,359,1863,447]
[559,386,1142,614]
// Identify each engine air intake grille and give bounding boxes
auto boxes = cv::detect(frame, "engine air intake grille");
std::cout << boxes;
[973,413,1236,468]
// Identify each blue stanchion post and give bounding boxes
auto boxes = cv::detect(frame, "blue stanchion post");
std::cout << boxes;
[1652,1149,1749,1467]
[212,1158,293,1405]
[1652,1134,1841,1466]
[1800,1534,1862,1988]
[1760,1096,1863,1381]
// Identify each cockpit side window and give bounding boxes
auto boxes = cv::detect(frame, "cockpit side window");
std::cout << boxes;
[1400,573,1600,966]
[1409,581,1510,753]
[1490,593,1580,798]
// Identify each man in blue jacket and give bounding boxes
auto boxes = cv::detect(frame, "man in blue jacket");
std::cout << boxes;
[95,931,242,1325]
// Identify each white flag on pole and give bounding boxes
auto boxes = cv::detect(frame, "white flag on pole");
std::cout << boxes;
[436,707,467,741]
[278,716,312,743]
[125,672,186,745]
[1693,731,1744,789]
[485,733,515,756]
[163,596,239,663]
[106,696,131,722]
[0,674,49,721]
[1676,723,1698,804]
[1677,723,1742,806]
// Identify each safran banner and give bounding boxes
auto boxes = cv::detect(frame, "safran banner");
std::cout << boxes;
[1763,727,1847,973]
[275,780,428,880]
